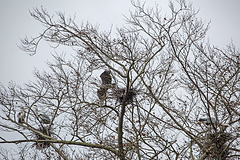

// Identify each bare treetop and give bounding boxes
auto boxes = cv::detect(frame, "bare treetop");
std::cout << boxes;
[1,1,240,159]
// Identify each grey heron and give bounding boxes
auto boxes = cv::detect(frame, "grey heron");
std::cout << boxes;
[17,107,26,123]
[97,87,107,100]
[100,70,112,86]
[32,105,51,124]
[198,117,217,125]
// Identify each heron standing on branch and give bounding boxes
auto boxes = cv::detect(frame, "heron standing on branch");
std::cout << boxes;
[100,70,112,86]
[18,107,26,123]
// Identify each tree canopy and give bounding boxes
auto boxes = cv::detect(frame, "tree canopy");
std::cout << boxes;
[0,0,240,159]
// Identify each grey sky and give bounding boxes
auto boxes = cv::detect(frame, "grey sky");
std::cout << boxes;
[0,0,240,86]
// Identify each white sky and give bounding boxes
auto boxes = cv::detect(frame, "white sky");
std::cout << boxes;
[0,0,240,86]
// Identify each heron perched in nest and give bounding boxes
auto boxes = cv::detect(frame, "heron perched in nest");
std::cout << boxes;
[18,107,26,123]
[32,105,51,124]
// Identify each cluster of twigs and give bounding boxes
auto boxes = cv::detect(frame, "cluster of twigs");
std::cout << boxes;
[114,88,137,105]
[97,70,138,105]
[201,131,232,159]
[35,127,52,150]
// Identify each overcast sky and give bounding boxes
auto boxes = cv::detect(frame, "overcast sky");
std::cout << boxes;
[0,0,240,87]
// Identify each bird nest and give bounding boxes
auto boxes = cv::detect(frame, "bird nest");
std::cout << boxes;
[201,131,232,159]
[34,127,52,150]
[114,88,138,105]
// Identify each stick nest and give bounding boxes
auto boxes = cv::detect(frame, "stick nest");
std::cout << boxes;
[201,131,232,159]
[34,127,52,150]
[114,88,138,105]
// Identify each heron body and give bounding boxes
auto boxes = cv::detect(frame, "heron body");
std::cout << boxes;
[33,105,51,124]
[39,113,51,124]
[18,107,26,123]
[198,117,217,125]
[97,87,107,100]
[100,70,112,85]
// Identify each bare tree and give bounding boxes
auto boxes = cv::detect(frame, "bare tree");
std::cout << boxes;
[1,0,239,159]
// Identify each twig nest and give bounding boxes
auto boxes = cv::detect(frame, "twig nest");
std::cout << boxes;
[201,131,232,159]
[114,88,137,104]
[35,127,52,149]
